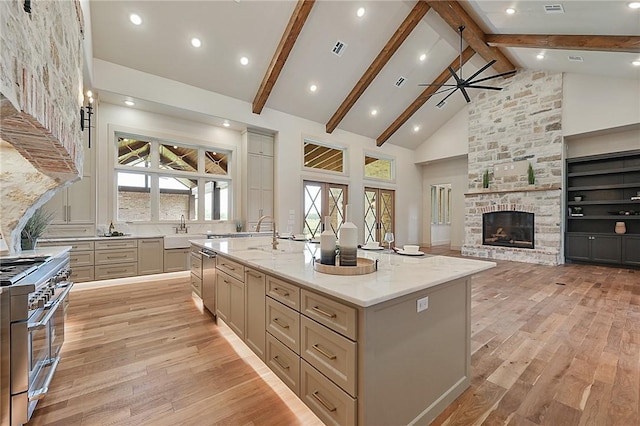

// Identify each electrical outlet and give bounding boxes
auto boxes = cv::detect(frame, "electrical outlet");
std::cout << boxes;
[417,296,429,312]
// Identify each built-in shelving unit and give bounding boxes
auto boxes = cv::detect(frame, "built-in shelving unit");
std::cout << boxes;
[565,149,640,267]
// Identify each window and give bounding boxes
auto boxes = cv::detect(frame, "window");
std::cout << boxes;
[364,188,394,244]
[303,139,346,173]
[431,184,451,224]
[364,153,394,181]
[302,181,348,239]
[115,134,231,222]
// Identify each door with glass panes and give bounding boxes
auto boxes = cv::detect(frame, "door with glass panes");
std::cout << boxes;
[364,188,394,244]
[302,181,348,239]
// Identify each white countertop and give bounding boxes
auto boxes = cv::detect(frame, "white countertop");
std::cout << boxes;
[191,237,496,307]
[6,245,72,259]
[40,235,163,242]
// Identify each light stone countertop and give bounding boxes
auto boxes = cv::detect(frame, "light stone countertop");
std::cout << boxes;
[190,237,496,307]
[40,235,164,242]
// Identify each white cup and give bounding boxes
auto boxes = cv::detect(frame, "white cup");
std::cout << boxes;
[364,241,379,249]
[403,245,419,254]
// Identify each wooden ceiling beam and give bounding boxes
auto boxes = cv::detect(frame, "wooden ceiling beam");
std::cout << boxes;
[485,34,640,54]
[426,1,515,74]
[325,1,431,134]
[377,46,475,147]
[252,0,315,114]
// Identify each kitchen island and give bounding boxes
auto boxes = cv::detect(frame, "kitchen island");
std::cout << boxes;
[191,237,495,425]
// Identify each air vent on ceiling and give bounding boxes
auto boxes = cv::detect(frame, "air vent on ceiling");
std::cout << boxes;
[395,76,406,88]
[543,4,564,13]
[436,99,447,109]
[331,40,347,57]
[568,55,584,62]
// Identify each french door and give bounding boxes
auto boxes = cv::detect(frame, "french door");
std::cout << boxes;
[302,181,348,239]
[364,187,395,244]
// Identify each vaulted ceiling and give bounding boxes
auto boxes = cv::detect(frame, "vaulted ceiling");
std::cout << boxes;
[89,1,640,150]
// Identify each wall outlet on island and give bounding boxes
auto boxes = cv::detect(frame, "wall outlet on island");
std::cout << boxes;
[417,296,429,313]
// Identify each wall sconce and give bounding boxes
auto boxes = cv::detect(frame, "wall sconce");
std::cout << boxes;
[80,91,94,148]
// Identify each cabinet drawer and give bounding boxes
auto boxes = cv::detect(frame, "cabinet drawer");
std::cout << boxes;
[191,275,202,297]
[190,253,202,278]
[301,316,356,397]
[266,333,300,396]
[301,290,357,340]
[94,239,137,250]
[69,250,94,267]
[267,275,300,311]
[266,297,300,354]
[300,360,356,426]
[94,263,137,280]
[70,265,94,283]
[216,256,244,282]
[94,248,138,265]
[39,240,95,251]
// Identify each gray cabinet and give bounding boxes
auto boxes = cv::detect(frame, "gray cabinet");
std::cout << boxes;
[245,268,266,360]
[565,233,621,264]
[622,236,640,266]
[244,131,274,231]
[163,248,189,272]
[216,255,245,339]
[138,238,164,275]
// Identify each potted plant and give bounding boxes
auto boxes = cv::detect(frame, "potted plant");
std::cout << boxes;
[482,169,490,189]
[527,163,535,185]
[21,207,54,250]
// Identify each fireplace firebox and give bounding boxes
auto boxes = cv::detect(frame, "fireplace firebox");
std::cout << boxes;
[483,211,534,249]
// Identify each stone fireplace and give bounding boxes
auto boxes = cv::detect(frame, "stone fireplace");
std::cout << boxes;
[483,210,534,249]
[462,70,563,265]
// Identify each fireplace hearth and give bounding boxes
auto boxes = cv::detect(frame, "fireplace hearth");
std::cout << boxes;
[483,211,534,249]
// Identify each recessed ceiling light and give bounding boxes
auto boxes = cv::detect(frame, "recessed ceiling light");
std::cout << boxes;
[633,60,640,66]
[629,2,640,9]
[419,53,427,62]
[124,100,135,106]
[223,121,230,127]
[309,84,318,92]
[356,7,365,17]
[129,13,142,25]
[370,109,378,116]
[191,38,202,48]
[413,125,420,132]
[536,53,545,60]
[240,56,249,66]
[506,7,516,14]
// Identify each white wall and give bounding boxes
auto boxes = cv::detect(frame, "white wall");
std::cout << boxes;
[92,60,423,245]
[414,106,469,163]
[563,73,640,137]
[421,156,468,250]
[566,124,640,158]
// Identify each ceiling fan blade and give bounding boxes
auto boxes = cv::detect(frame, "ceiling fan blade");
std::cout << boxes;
[464,59,497,84]
[418,86,457,100]
[460,87,471,103]
[468,69,517,85]
[438,87,460,104]
[417,83,458,87]
[465,85,503,90]
[448,66,464,84]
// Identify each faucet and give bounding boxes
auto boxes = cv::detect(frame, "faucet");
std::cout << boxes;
[176,214,188,234]
[256,215,278,250]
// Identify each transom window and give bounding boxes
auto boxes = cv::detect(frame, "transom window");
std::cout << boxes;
[303,139,346,174]
[115,135,231,222]
[364,153,394,181]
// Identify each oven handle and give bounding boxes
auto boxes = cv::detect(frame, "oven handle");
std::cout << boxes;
[28,282,73,331]
[28,356,60,401]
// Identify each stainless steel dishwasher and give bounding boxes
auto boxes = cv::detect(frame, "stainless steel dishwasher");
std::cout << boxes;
[200,248,217,319]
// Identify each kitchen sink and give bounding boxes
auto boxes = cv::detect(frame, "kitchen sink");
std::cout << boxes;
[163,234,207,249]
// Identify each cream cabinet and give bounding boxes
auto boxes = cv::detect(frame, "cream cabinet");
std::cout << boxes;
[244,131,274,232]
[164,248,189,272]
[138,238,164,275]
[245,267,266,360]
[39,240,95,282]
[216,254,246,339]
[189,246,202,297]
[94,239,138,280]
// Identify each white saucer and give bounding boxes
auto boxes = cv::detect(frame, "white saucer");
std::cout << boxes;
[397,250,424,256]
[292,237,308,242]
[361,246,384,250]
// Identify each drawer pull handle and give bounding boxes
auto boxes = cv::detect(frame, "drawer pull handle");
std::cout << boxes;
[312,391,337,412]
[223,264,235,270]
[107,269,127,274]
[273,318,289,329]
[247,271,261,278]
[107,255,127,259]
[312,344,337,360]
[312,306,336,319]
[223,279,230,284]
[273,287,290,297]
[272,355,290,370]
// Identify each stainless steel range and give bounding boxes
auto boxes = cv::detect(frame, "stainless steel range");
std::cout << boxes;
[0,251,73,426]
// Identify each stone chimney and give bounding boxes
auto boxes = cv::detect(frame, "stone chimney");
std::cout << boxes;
[0,1,85,254]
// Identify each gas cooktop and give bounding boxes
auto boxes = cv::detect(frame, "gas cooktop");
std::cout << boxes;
[0,256,51,286]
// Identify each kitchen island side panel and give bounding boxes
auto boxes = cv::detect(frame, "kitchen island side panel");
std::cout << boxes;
[358,277,471,425]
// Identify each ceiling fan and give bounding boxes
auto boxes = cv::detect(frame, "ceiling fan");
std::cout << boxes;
[420,26,516,105]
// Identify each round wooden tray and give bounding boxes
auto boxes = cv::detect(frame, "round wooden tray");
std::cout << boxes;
[313,257,377,275]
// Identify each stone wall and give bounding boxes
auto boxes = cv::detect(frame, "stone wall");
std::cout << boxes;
[462,70,563,265]
[0,0,84,253]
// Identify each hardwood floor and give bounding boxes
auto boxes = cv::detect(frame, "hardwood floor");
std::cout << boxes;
[30,251,640,425]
